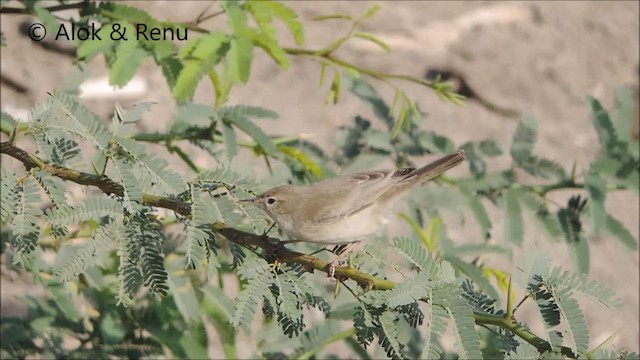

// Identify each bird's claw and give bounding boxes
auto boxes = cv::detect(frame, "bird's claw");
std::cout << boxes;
[327,259,349,281]
[327,263,336,280]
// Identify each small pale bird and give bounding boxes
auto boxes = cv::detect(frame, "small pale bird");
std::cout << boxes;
[238,150,466,275]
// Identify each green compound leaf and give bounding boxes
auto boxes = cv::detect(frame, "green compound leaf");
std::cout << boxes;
[353,32,390,52]
[584,169,606,235]
[262,1,304,45]
[510,114,537,163]
[109,24,147,87]
[604,213,638,250]
[503,189,524,246]
[227,35,254,84]
[588,96,620,156]
[172,32,230,102]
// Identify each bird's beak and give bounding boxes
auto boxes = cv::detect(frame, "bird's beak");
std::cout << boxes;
[236,198,256,205]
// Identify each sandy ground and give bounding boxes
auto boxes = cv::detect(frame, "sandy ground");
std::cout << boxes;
[1,0,638,355]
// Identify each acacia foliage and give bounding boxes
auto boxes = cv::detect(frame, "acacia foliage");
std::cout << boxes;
[1,1,639,359]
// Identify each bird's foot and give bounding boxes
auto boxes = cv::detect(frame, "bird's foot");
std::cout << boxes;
[327,259,350,281]
[327,262,336,280]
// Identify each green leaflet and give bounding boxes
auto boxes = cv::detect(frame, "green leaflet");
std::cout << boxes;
[231,258,273,331]
[246,28,289,69]
[172,32,230,102]
[335,115,371,164]
[177,323,209,359]
[277,145,324,179]
[159,56,183,89]
[55,219,123,282]
[505,342,540,359]
[503,189,524,246]
[611,87,636,144]
[344,72,394,129]
[100,313,126,345]
[421,292,448,359]
[513,247,551,289]
[172,102,214,129]
[417,131,456,154]
[568,229,590,275]
[545,266,621,308]
[457,170,515,193]
[435,283,483,359]
[11,176,42,264]
[553,288,590,355]
[353,32,391,52]
[292,321,341,360]
[219,107,278,155]
[184,185,218,270]
[352,307,375,350]
[461,280,504,316]
[604,213,638,250]
[76,33,116,61]
[326,70,341,105]
[32,2,58,34]
[510,113,537,162]
[202,285,235,322]
[588,96,621,156]
[201,285,237,358]
[528,275,563,353]
[98,2,155,23]
[557,196,590,273]
[219,104,278,120]
[227,35,254,84]
[446,256,499,300]
[132,215,169,299]
[41,92,111,152]
[392,237,433,272]
[166,255,200,322]
[459,188,491,239]
[247,1,304,45]
[224,1,254,84]
[273,269,301,324]
[109,24,147,87]
[196,163,261,196]
[460,139,503,177]
[384,272,430,308]
[110,157,142,213]
[584,169,606,234]
[116,223,143,307]
[378,311,404,359]
[509,114,566,180]
[222,122,238,160]
[224,0,249,33]
[115,138,185,194]
[0,164,19,224]
[449,293,484,359]
[518,155,567,180]
[518,192,563,242]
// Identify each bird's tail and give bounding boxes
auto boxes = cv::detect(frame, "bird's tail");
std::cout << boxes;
[409,149,466,183]
[377,149,466,204]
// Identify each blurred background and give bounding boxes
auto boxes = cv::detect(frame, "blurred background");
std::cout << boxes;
[1,0,638,354]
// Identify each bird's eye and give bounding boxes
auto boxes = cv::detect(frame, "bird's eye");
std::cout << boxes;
[267,197,276,205]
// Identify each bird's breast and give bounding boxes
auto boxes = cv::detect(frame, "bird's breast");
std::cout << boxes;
[280,205,386,245]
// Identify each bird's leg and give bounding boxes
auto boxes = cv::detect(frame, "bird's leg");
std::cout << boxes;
[327,241,360,279]
[263,222,277,236]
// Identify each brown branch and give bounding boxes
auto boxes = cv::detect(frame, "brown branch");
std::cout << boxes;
[0,141,190,216]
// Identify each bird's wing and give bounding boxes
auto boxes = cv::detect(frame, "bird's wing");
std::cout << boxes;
[312,168,415,223]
